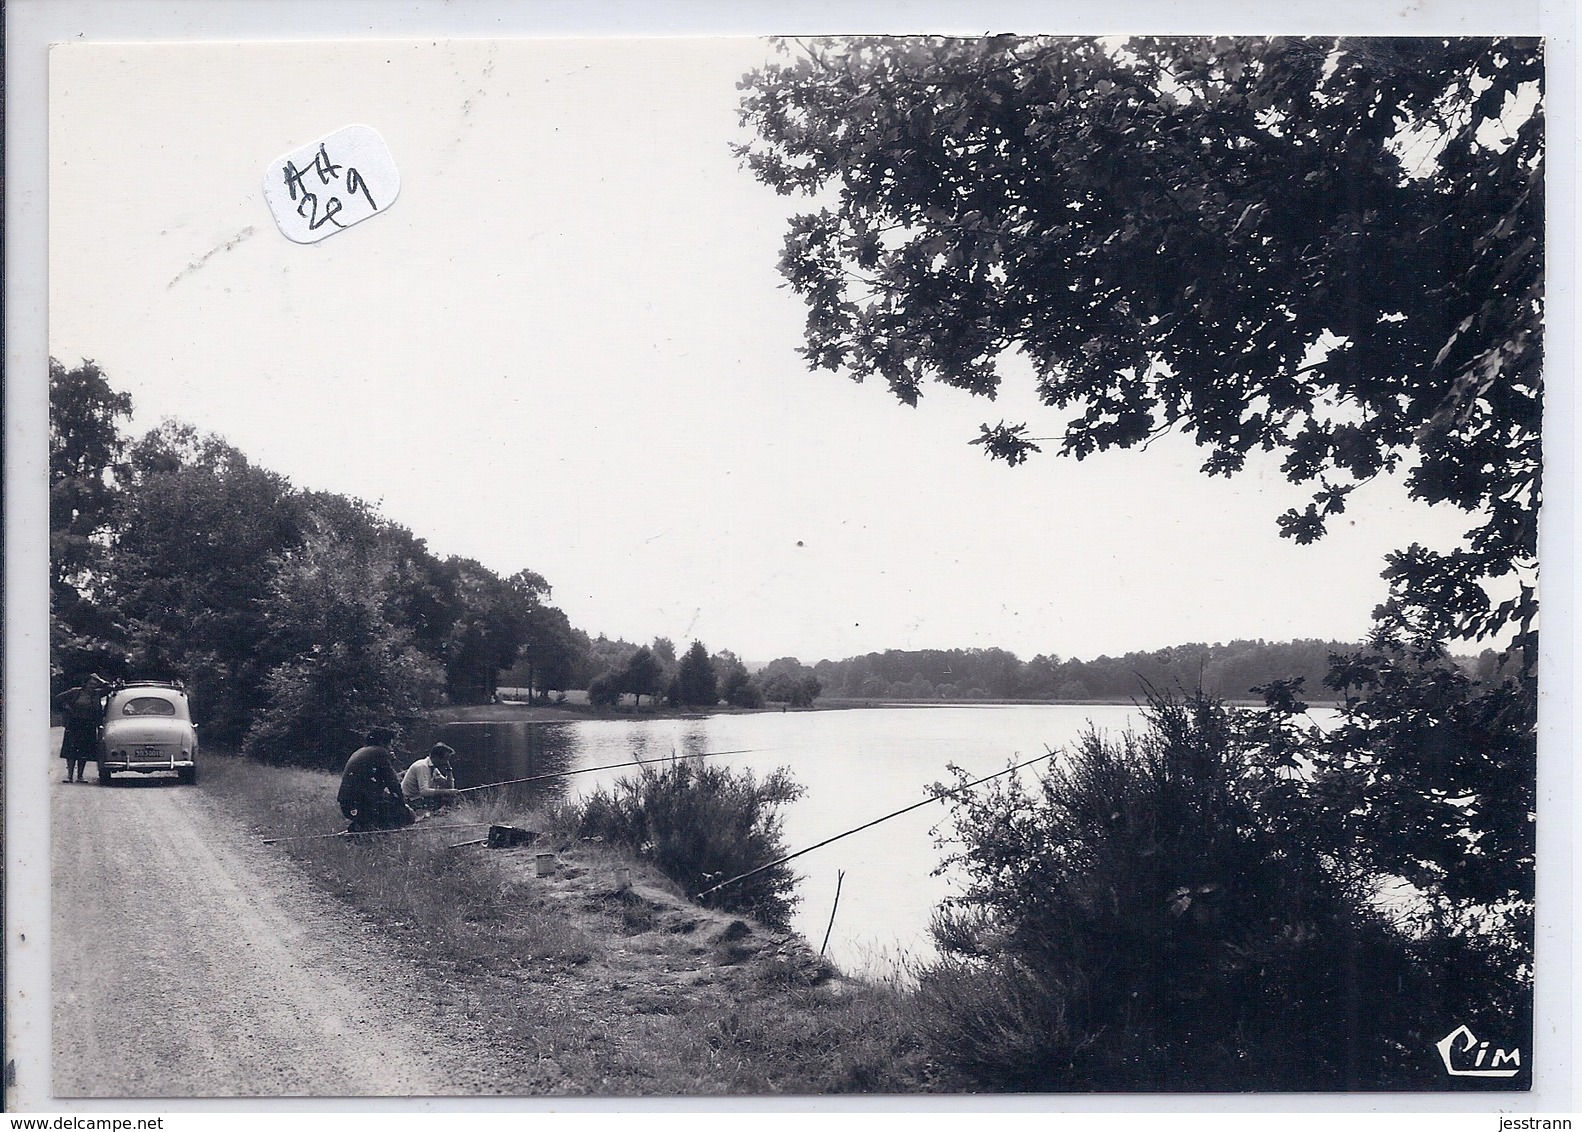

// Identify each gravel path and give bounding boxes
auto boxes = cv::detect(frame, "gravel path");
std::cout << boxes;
[52,760,442,1098]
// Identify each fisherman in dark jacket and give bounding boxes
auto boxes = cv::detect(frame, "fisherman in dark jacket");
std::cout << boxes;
[337,727,416,832]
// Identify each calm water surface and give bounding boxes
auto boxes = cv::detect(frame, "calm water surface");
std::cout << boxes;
[421,704,1146,973]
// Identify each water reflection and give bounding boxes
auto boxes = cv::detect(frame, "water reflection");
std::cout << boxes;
[399,719,722,810]
[402,720,583,807]
[397,705,1165,974]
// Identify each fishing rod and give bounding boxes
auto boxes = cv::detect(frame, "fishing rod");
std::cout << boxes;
[452,747,770,795]
[693,746,1059,901]
[259,747,771,843]
[260,821,495,845]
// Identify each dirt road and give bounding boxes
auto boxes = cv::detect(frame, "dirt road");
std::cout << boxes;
[51,754,442,1098]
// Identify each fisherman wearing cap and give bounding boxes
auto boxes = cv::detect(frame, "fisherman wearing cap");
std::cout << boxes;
[402,741,460,814]
[337,726,416,832]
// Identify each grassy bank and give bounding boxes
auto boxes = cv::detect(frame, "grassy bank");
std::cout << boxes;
[201,753,949,1096]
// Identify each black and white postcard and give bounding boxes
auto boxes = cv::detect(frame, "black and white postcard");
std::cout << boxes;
[7,0,1569,1118]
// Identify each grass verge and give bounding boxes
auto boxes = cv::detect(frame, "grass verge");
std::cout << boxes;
[201,751,948,1095]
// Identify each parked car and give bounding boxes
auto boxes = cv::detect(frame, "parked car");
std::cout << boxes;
[97,682,199,785]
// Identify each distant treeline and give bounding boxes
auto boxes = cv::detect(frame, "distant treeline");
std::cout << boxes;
[503,641,824,712]
[813,641,1500,703]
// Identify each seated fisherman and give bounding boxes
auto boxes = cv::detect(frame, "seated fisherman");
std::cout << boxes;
[402,741,460,814]
[337,726,416,833]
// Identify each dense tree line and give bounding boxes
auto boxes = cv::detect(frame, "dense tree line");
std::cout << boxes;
[520,636,816,711]
[813,640,1366,702]
[743,34,1538,1090]
[50,361,824,758]
[50,360,585,765]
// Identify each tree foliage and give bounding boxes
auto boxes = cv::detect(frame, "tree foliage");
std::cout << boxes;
[49,359,134,683]
[509,604,587,697]
[713,649,763,708]
[752,656,823,707]
[739,36,1542,651]
[813,639,1366,702]
[1321,650,1534,915]
[921,692,1523,1090]
[50,359,132,592]
[587,670,623,707]
[241,513,445,764]
[619,645,665,707]
[1225,656,1535,1089]
[676,639,720,706]
[110,423,306,742]
[49,363,580,762]
[742,37,1541,1090]
[438,560,550,704]
[1241,643,1536,989]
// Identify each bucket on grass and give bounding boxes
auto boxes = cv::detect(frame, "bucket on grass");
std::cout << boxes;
[535,852,557,877]
[614,866,632,891]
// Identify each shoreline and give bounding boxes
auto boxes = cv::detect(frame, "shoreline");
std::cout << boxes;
[432,695,1271,726]
[200,752,941,1094]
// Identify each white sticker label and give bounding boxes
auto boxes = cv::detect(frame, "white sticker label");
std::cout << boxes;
[262,124,399,244]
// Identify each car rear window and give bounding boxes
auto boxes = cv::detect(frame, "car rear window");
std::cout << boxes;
[120,697,177,717]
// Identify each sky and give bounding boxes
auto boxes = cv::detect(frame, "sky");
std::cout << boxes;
[50,34,1491,666]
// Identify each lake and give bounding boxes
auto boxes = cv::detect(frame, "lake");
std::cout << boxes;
[420,703,1149,974]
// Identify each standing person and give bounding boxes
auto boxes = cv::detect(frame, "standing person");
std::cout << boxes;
[56,674,108,783]
[337,727,416,833]
[402,741,459,815]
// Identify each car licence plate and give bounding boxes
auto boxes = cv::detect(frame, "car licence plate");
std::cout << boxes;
[133,746,167,761]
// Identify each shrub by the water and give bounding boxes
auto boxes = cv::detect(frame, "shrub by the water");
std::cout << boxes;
[915,691,1444,1091]
[587,672,622,707]
[575,759,804,930]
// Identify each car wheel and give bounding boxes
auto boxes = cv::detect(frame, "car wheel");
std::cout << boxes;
[179,766,197,786]
[97,763,112,785]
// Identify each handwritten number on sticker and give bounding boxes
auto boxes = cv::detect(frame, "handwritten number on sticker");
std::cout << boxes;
[345,167,378,211]
[265,125,397,243]
[310,145,343,185]
[281,142,376,233]
[296,192,347,231]
[282,145,343,201]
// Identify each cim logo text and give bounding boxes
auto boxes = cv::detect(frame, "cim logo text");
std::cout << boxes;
[1437,1024,1521,1078]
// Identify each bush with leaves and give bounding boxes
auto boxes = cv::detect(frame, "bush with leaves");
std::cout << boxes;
[753,657,823,708]
[587,671,622,707]
[1314,645,1535,932]
[241,518,446,766]
[576,760,805,930]
[1264,643,1536,1066]
[916,691,1497,1091]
